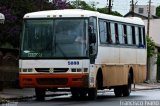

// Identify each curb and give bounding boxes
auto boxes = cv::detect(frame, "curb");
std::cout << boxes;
[132,87,160,91]
[0,92,69,104]
[0,95,35,104]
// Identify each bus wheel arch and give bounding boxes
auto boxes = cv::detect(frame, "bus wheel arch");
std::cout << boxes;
[96,68,103,89]
[129,67,134,84]
[88,68,103,100]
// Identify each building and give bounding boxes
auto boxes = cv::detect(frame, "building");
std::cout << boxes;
[124,5,159,19]
[124,5,160,82]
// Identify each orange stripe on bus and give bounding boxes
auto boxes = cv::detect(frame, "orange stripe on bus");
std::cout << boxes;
[19,73,89,88]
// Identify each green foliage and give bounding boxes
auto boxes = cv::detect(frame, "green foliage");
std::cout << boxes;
[69,1,122,16]
[0,0,69,48]
[97,8,122,16]
[147,35,156,58]
[111,11,123,17]
[156,5,160,17]
[97,8,108,14]
[69,1,96,11]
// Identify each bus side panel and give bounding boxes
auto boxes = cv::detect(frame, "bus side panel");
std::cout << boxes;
[133,65,146,83]
[102,65,128,87]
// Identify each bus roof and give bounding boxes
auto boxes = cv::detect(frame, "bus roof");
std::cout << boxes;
[24,9,144,25]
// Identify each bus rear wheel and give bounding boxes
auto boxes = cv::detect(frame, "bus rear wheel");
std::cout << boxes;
[114,86,123,97]
[35,88,46,101]
[122,73,132,96]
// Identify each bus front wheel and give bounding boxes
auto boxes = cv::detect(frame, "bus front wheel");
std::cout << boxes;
[71,88,79,98]
[88,82,97,100]
[35,88,46,101]
[88,88,97,100]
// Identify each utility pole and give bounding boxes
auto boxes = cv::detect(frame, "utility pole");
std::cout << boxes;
[108,0,112,14]
[147,0,152,81]
[131,0,134,17]
[147,0,152,36]
[107,0,113,14]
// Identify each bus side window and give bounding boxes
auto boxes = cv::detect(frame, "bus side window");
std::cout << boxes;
[142,27,146,46]
[131,26,136,45]
[138,27,144,48]
[135,27,139,46]
[110,23,115,44]
[123,24,128,44]
[106,22,112,43]
[115,23,119,44]
[99,20,107,44]
[118,24,124,44]
[138,27,142,44]
[127,25,132,45]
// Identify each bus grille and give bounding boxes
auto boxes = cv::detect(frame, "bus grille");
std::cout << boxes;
[36,78,68,85]
[54,68,69,73]
[35,68,69,73]
[35,68,49,72]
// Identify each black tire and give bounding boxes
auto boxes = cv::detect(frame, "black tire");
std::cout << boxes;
[88,82,97,100]
[71,88,79,99]
[122,73,132,96]
[35,88,46,101]
[80,89,87,97]
[114,86,123,97]
[0,81,3,91]
[88,88,97,100]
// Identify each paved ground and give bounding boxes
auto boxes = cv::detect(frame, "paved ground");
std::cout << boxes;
[0,83,160,102]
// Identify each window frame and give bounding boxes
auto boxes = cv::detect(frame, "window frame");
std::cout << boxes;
[98,18,146,49]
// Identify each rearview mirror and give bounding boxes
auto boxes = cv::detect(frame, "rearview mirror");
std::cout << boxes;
[89,33,96,44]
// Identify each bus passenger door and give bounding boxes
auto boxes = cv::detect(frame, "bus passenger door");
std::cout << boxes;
[89,17,98,64]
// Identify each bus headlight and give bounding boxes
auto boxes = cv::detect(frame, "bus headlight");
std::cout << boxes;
[84,68,88,72]
[71,68,88,72]
[22,69,33,72]
[71,68,82,72]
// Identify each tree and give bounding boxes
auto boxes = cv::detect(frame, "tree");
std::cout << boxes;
[156,5,160,17]
[69,1,122,16]
[147,35,156,58]
[0,0,69,48]
[146,35,156,81]
[97,7,122,16]
[0,6,19,48]
[69,1,96,11]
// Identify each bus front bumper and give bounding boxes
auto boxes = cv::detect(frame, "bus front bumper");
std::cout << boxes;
[19,73,89,88]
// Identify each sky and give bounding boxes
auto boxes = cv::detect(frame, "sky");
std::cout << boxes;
[71,0,160,15]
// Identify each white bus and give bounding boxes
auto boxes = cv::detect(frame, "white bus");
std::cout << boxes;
[0,13,5,24]
[19,9,146,100]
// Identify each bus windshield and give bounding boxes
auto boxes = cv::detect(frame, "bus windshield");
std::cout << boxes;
[21,18,88,59]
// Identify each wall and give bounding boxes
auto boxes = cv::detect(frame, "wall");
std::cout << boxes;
[143,19,160,46]
[0,48,19,90]
[144,19,160,82]
[132,5,156,17]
